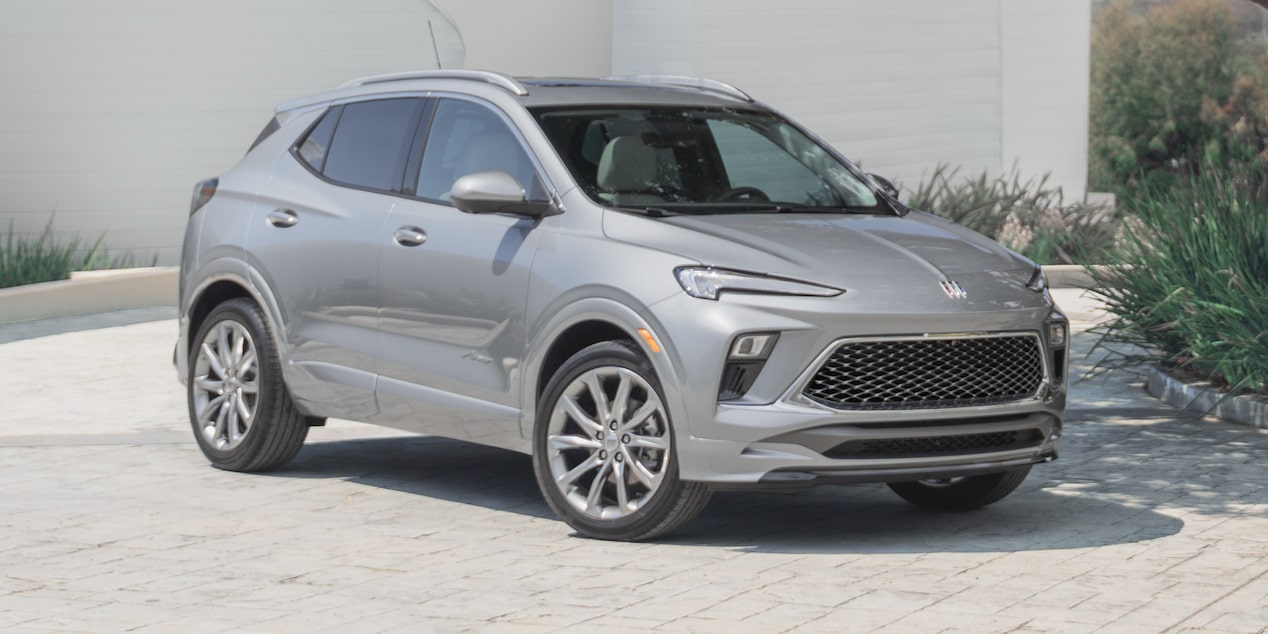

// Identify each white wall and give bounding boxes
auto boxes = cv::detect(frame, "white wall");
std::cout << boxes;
[613,0,1091,199]
[1001,1,1091,199]
[0,0,461,265]
[431,0,612,76]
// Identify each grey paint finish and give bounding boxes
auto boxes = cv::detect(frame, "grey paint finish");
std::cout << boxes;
[178,75,1067,487]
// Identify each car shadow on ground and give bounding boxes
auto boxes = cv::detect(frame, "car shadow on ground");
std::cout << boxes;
[270,435,1185,554]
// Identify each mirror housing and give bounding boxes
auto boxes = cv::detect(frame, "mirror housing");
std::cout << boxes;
[451,171,556,217]
[867,173,901,200]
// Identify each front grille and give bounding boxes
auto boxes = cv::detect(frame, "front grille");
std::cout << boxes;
[826,429,1044,459]
[802,335,1045,410]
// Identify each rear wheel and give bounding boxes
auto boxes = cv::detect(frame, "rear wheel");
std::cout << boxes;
[188,298,307,472]
[887,466,1032,510]
[533,341,711,541]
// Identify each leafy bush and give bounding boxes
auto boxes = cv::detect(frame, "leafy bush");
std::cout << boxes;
[905,164,1117,265]
[1090,163,1268,396]
[1090,0,1268,193]
[0,220,139,289]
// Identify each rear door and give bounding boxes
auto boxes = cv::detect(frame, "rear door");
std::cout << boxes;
[371,97,545,448]
[248,97,425,419]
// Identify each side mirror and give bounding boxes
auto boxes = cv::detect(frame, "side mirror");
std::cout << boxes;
[451,171,556,217]
[868,173,901,200]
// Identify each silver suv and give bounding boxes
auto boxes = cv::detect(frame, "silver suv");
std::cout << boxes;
[177,71,1068,541]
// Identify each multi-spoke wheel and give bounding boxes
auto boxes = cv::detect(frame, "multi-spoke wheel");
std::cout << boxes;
[187,299,307,472]
[887,466,1032,510]
[533,341,710,541]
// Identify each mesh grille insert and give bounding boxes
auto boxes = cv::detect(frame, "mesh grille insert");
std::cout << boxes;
[803,335,1045,410]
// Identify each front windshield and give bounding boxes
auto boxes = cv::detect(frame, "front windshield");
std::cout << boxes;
[531,106,882,213]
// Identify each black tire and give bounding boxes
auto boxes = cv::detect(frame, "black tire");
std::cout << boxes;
[887,465,1032,510]
[187,298,308,472]
[532,340,711,541]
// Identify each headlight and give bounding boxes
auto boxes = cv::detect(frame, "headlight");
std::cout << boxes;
[1025,264,1048,293]
[675,267,843,301]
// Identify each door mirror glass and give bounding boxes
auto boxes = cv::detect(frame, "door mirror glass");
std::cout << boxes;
[451,171,555,217]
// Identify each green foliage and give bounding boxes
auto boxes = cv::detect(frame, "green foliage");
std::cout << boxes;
[1090,0,1268,192]
[1090,163,1268,396]
[905,164,1117,265]
[0,220,139,289]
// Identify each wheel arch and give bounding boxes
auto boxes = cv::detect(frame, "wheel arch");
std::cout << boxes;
[521,296,690,442]
[179,261,290,386]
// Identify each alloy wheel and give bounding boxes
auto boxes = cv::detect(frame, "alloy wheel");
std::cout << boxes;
[191,319,260,450]
[545,366,671,520]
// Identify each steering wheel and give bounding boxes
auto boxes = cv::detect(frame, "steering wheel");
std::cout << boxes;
[718,186,770,202]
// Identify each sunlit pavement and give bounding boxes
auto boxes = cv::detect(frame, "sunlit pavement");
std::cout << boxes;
[0,291,1265,633]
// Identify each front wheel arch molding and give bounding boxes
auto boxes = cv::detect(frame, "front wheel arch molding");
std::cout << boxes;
[520,297,692,445]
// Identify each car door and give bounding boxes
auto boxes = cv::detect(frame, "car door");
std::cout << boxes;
[248,97,425,419]
[371,97,544,448]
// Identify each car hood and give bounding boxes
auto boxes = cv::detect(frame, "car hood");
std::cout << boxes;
[603,209,1043,310]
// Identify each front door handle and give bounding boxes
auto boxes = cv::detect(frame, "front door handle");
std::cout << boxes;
[393,226,428,247]
[267,209,299,228]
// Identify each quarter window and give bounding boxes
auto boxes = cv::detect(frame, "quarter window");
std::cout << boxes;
[295,106,340,172]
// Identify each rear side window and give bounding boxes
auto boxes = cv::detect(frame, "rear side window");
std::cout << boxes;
[319,98,423,192]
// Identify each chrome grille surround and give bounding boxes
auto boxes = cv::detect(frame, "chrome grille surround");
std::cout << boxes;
[791,332,1048,411]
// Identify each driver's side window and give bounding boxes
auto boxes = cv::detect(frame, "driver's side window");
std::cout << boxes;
[416,99,537,202]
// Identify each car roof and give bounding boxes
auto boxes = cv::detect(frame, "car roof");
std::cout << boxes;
[274,71,761,116]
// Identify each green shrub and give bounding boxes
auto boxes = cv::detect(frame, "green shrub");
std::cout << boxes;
[1090,0,1268,193]
[905,164,1117,265]
[1090,163,1268,396]
[0,220,138,289]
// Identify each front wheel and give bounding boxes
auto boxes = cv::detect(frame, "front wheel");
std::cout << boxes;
[887,466,1032,510]
[533,341,711,541]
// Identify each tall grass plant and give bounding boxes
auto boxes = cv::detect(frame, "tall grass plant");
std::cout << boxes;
[1090,163,1268,396]
[905,164,1118,265]
[0,220,139,289]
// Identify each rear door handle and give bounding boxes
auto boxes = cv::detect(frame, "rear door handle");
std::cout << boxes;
[393,226,427,247]
[267,209,299,228]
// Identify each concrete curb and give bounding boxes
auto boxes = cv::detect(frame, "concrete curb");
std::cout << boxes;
[1044,264,1114,289]
[1146,366,1267,430]
[0,266,177,325]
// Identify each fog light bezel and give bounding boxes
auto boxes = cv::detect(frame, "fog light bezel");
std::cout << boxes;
[1047,322,1068,348]
[719,332,780,401]
[729,333,778,360]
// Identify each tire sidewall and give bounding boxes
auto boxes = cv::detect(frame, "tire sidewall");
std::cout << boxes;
[187,299,282,470]
[532,341,686,538]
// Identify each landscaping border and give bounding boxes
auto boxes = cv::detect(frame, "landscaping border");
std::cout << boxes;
[0,266,177,325]
[1147,366,1267,430]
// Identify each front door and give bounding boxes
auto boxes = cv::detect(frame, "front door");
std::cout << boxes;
[372,97,545,448]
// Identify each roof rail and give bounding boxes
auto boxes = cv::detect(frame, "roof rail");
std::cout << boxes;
[337,70,529,96]
[604,75,753,102]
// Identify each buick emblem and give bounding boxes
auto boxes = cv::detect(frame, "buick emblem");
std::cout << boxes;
[940,280,968,299]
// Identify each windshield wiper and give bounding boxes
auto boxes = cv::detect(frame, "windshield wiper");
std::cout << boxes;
[771,204,883,214]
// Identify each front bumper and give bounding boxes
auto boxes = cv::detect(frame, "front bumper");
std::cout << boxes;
[647,292,1068,485]
[679,400,1062,487]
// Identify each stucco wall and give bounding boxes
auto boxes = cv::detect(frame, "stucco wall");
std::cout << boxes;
[0,0,460,265]
[431,0,612,77]
[613,0,1091,199]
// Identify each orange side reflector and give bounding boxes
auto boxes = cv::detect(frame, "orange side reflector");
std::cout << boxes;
[637,328,662,354]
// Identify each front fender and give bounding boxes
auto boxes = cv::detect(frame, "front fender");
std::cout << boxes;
[519,292,692,445]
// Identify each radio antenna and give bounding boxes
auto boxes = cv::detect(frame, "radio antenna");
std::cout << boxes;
[428,20,442,69]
